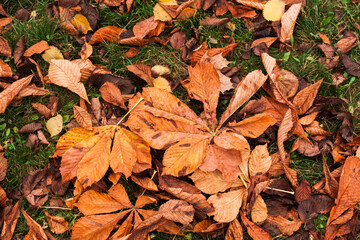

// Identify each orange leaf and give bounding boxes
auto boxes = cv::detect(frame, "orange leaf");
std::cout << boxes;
[44,211,69,234]
[251,195,268,223]
[0,36,11,57]
[0,75,32,113]
[131,175,158,191]
[240,211,272,240]
[277,108,293,161]
[249,144,272,177]
[328,156,360,225]
[208,188,246,222]
[89,26,125,45]
[219,70,268,127]
[184,61,220,129]
[225,219,243,240]
[0,200,20,240]
[73,105,93,130]
[293,80,322,115]
[126,63,153,86]
[318,32,331,45]
[0,59,12,78]
[99,81,126,108]
[23,40,50,57]
[280,3,302,43]
[48,59,89,102]
[267,214,302,235]
[22,210,48,240]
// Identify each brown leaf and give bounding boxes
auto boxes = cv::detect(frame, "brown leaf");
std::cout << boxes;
[159,175,214,216]
[0,36,11,57]
[125,48,140,58]
[249,144,272,177]
[336,31,357,54]
[22,210,48,240]
[219,70,268,126]
[23,40,50,57]
[277,109,293,161]
[342,55,360,77]
[225,219,243,240]
[200,16,230,26]
[0,59,12,77]
[184,61,220,129]
[126,63,153,86]
[48,59,89,102]
[32,103,52,119]
[295,180,311,203]
[44,212,69,234]
[13,35,25,64]
[318,44,336,58]
[190,169,243,194]
[19,122,43,134]
[280,4,302,43]
[293,79,322,115]
[0,152,7,181]
[207,188,246,223]
[131,175,158,191]
[251,37,277,48]
[251,195,268,223]
[99,81,126,108]
[298,111,318,126]
[0,200,20,240]
[328,156,360,225]
[73,105,93,130]
[240,211,272,240]
[80,42,93,60]
[267,214,302,235]
[296,138,320,157]
[0,17,12,30]
[0,75,33,113]
[303,120,330,136]
[133,16,163,39]
[89,26,125,44]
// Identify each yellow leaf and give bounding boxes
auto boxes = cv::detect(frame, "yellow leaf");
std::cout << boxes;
[263,0,285,21]
[71,14,92,34]
[46,115,63,137]
[153,76,171,92]
[153,3,172,21]
[41,46,64,63]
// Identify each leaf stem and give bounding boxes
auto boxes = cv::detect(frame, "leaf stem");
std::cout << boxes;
[40,206,72,210]
[265,187,294,195]
[116,97,144,126]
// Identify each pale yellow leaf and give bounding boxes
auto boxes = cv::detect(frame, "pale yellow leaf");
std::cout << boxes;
[46,115,63,137]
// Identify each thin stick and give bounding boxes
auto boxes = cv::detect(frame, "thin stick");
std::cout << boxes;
[116,97,144,126]
[40,206,72,210]
[238,165,248,188]
[139,170,157,197]
[265,187,294,195]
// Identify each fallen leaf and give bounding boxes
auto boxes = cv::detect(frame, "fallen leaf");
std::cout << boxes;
[48,59,89,102]
[0,200,20,240]
[46,115,63,137]
[42,46,64,63]
[336,31,357,54]
[318,32,331,45]
[23,40,50,57]
[280,3,302,43]
[153,76,172,92]
[131,175,158,191]
[251,195,268,223]
[342,55,360,77]
[13,35,25,64]
[225,219,243,240]
[73,105,92,130]
[71,14,92,34]
[0,59,12,77]
[263,0,285,21]
[19,122,43,134]
[200,16,230,26]
[240,211,272,240]
[0,36,11,57]
[89,26,125,44]
[22,210,48,240]
[44,212,69,234]
[207,188,246,223]
[99,81,126,108]
[126,63,153,86]
[32,103,52,119]
[293,80,322,115]
[0,75,32,113]
[267,214,302,235]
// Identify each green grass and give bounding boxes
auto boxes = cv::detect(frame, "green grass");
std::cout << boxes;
[1,0,360,238]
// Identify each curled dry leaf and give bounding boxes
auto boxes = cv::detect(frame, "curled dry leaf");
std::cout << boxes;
[225,219,243,240]
[22,210,48,240]
[267,214,302,235]
[44,211,69,234]
[23,40,50,57]
[48,59,89,102]
[46,115,63,137]
[73,105,93,130]
[240,211,272,240]
[0,75,33,113]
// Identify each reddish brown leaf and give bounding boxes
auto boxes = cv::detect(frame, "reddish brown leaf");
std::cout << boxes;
[240,211,272,240]
[0,75,33,113]
[99,81,126,108]
[44,212,69,234]
[0,59,12,78]
[225,219,243,240]
[13,35,25,64]
[293,80,322,115]
[22,210,48,240]
[267,214,302,235]
[280,4,302,43]
[0,36,11,57]
[328,156,360,225]
[0,200,20,240]
[89,26,125,44]
[32,103,52,119]
[126,63,153,86]
[23,40,50,57]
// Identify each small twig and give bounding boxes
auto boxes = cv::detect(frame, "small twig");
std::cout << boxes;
[238,165,248,188]
[116,97,144,126]
[265,187,294,195]
[40,206,72,210]
[139,170,157,197]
